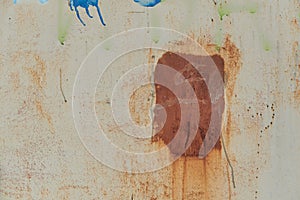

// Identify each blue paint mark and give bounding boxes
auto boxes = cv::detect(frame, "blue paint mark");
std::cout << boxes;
[134,0,161,7]
[69,0,106,26]
[39,0,48,4]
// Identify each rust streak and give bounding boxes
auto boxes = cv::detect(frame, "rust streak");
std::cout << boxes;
[60,68,67,103]
[35,100,54,134]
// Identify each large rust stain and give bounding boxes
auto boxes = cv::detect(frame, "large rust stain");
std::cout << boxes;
[150,35,241,199]
[152,52,225,156]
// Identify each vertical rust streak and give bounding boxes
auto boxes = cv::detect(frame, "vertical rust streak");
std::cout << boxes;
[181,156,187,200]
[226,164,232,200]
[60,68,67,103]
[203,159,208,199]
[221,134,236,188]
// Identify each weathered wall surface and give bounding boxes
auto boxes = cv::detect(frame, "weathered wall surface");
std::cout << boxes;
[0,0,300,199]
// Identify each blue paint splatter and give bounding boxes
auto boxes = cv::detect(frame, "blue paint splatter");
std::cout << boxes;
[69,0,106,26]
[134,0,161,7]
[39,0,47,4]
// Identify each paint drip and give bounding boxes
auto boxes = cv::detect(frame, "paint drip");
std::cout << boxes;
[69,0,106,26]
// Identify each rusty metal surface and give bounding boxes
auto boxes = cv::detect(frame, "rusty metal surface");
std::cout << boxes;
[1,0,300,199]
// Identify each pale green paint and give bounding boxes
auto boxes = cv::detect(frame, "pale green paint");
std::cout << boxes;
[261,35,272,51]
[150,9,161,44]
[218,4,231,20]
[102,40,112,51]
[263,41,271,51]
[216,1,258,50]
[217,2,258,20]
[214,27,223,52]
[58,0,73,45]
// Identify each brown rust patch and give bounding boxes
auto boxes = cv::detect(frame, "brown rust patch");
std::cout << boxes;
[152,52,225,157]
[149,36,241,199]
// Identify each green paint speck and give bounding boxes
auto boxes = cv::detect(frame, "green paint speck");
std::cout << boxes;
[263,39,271,51]
[218,4,231,20]
[263,43,271,51]
[152,38,159,44]
[249,7,257,14]
[103,43,111,51]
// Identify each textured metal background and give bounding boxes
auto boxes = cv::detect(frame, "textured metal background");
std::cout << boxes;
[1,0,300,199]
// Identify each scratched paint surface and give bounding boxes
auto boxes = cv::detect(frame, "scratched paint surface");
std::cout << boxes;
[1,0,300,199]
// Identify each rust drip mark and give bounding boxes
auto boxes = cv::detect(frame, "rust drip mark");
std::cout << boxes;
[60,68,67,103]
[291,41,300,106]
[24,54,55,134]
[152,52,225,157]
[226,163,232,200]
[35,100,55,134]
[221,134,236,188]
[25,55,47,91]
[181,156,188,199]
